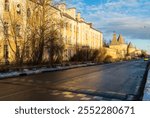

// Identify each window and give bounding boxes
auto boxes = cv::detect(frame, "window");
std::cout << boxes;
[27,8,31,18]
[16,24,21,36]
[4,0,9,11]
[16,4,21,14]
[70,24,72,31]
[66,23,69,30]
[4,45,8,59]
[16,46,20,57]
[26,46,29,58]
[0,45,2,51]
[37,0,44,4]
[86,33,88,40]
[4,22,9,36]
[64,49,68,58]
[68,49,71,59]
[65,36,67,43]
[36,11,39,21]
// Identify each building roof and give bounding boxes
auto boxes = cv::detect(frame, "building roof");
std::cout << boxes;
[117,34,125,44]
[110,33,118,45]
[28,1,102,33]
[128,42,134,48]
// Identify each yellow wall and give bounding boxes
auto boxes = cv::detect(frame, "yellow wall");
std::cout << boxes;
[0,0,27,63]
[107,34,141,59]
[0,1,103,63]
[58,4,103,60]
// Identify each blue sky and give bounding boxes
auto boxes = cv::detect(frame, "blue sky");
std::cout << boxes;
[65,0,150,53]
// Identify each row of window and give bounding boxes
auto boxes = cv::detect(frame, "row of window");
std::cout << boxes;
[1,44,30,60]
[65,23,101,41]
[4,22,21,36]
[4,0,21,14]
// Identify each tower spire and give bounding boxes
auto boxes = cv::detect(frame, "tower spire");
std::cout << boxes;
[117,34,125,44]
[110,33,118,45]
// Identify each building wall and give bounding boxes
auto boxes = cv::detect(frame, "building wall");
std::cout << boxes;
[0,1,103,63]
[104,47,118,59]
[0,1,4,62]
[109,44,128,58]
[107,34,141,59]
[128,47,136,54]
[0,0,28,63]
[57,4,103,60]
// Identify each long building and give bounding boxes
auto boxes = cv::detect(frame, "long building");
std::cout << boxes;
[57,4,103,60]
[0,0,103,64]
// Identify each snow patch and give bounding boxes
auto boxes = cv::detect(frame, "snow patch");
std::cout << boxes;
[0,63,96,79]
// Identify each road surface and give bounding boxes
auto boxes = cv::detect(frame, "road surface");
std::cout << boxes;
[0,60,148,101]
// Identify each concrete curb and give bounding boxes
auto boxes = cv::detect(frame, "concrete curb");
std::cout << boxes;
[0,63,96,79]
[142,61,150,100]
[0,60,140,79]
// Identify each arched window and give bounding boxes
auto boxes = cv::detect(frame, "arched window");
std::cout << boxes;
[4,0,9,11]
[4,22,9,36]
[27,8,31,18]
[16,4,21,14]
[16,24,21,36]
[4,44,9,62]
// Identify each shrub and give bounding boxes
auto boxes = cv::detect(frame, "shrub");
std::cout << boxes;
[104,55,114,63]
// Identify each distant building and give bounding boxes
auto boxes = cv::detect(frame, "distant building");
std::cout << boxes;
[105,33,141,59]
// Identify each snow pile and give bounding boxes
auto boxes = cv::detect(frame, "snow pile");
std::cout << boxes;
[0,63,96,79]
[143,70,150,100]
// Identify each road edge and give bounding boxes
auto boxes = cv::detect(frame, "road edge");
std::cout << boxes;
[139,61,150,100]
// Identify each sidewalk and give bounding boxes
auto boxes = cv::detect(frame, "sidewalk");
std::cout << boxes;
[0,63,96,79]
[143,70,150,100]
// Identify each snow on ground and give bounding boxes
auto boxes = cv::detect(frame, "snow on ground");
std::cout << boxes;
[0,63,95,79]
[143,70,150,100]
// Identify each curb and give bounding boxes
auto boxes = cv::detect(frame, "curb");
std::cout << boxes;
[141,61,150,100]
[142,61,150,100]
[0,63,97,79]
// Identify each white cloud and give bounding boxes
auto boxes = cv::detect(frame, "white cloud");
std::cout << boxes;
[66,0,150,40]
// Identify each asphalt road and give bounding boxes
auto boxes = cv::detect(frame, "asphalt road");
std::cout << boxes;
[0,60,148,101]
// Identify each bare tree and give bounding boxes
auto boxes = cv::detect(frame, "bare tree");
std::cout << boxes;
[0,3,29,65]
[45,20,65,65]
[27,0,65,65]
[0,0,65,66]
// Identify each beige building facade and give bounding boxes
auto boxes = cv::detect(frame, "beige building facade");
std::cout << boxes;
[57,4,103,60]
[0,0,27,64]
[0,0,103,64]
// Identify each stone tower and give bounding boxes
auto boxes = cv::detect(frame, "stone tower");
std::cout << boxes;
[110,33,118,45]
[117,34,125,44]
[127,42,135,55]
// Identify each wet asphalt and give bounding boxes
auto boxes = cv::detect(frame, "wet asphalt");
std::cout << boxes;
[0,60,148,101]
